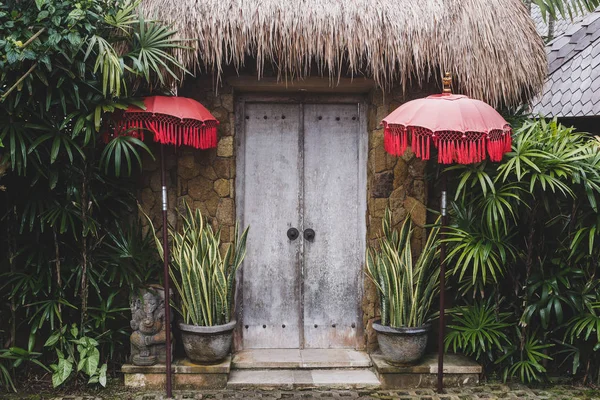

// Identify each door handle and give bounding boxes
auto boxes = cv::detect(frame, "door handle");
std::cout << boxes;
[287,228,299,241]
[304,228,315,241]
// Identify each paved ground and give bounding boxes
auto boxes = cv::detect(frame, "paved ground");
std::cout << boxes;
[40,384,600,400]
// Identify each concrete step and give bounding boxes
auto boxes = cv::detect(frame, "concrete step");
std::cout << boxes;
[227,368,380,389]
[232,349,372,369]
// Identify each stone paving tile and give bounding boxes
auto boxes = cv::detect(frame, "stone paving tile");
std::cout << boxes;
[74,384,597,400]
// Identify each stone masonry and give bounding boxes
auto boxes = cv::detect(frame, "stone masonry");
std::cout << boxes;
[139,77,237,253]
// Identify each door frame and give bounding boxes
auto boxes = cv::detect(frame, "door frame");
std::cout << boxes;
[233,93,368,351]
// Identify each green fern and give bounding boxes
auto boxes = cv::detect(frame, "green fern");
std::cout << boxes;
[445,299,512,362]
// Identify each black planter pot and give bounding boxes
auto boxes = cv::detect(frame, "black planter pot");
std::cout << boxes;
[372,320,431,365]
[178,320,236,364]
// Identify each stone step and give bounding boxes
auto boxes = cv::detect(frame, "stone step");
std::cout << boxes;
[232,349,372,369]
[371,353,482,389]
[227,369,380,389]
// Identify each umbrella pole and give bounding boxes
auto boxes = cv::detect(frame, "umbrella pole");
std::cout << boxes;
[160,144,173,398]
[437,172,448,393]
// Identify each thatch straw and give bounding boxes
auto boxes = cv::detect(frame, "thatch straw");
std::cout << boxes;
[140,0,546,107]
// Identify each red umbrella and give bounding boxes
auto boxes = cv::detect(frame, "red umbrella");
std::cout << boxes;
[109,96,219,149]
[381,74,512,393]
[383,94,511,164]
[108,96,219,398]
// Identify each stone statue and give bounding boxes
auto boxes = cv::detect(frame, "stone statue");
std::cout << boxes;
[130,286,170,366]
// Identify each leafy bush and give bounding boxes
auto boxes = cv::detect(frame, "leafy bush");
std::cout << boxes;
[444,118,600,384]
[0,0,188,391]
[45,324,107,387]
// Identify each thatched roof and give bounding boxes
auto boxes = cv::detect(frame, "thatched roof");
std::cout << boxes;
[141,0,547,107]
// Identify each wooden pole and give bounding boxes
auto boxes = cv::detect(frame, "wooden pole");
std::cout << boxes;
[160,144,173,398]
[437,172,448,393]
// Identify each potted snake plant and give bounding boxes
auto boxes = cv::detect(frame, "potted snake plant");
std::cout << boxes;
[366,208,440,365]
[147,202,248,363]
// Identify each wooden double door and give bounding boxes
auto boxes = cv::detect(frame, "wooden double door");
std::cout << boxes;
[237,100,366,349]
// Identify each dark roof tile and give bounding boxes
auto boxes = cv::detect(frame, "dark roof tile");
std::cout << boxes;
[571,90,584,103]
[582,101,594,114]
[590,27,600,41]
[586,15,600,32]
[561,102,574,116]
[569,27,589,43]
[592,42,600,57]
[572,101,584,115]
[581,89,594,104]
[531,7,600,117]
[551,35,572,50]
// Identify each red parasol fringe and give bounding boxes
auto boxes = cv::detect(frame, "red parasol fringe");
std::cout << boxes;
[504,132,512,153]
[384,124,512,165]
[384,125,410,156]
[112,118,218,150]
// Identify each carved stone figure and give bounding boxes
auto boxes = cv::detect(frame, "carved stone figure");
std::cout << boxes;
[130,286,170,366]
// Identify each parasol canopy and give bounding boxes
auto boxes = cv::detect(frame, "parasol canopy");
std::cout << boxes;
[382,92,512,164]
[110,96,219,149]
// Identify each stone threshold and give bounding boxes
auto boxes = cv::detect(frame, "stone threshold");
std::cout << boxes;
[227,369,380,389]
[232,349,372,369]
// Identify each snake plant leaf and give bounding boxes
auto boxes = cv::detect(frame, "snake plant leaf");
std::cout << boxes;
[365,208,441,328]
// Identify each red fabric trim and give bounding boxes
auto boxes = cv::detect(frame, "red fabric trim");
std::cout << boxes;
[384,123,512,164]
[105,112,218,149]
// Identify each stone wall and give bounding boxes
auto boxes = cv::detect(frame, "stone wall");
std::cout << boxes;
[138,77,237,251]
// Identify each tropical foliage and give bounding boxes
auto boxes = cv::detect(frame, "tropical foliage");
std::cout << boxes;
[366,208,440,328]
[531,0,600,21]
[444,118,600,384]
[145,202,249,326]
[445,299,512,364]
[0,0,188,391]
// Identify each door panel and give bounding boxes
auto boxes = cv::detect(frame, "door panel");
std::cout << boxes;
[302,104,363,348]
[241,103,302,348]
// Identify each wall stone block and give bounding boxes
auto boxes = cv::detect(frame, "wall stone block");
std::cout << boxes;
[393,159,408,187]
[371,198,388,218]
[404,196,426,228]
[213,158,230,179]
[217,137,234,158]
[211,107,228,123]
[188,176,214,201]
[197,164,218,181]
[372,172,394,198]
[178,155,199,180]
[214,179,230,198]
[216,198,235,225]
